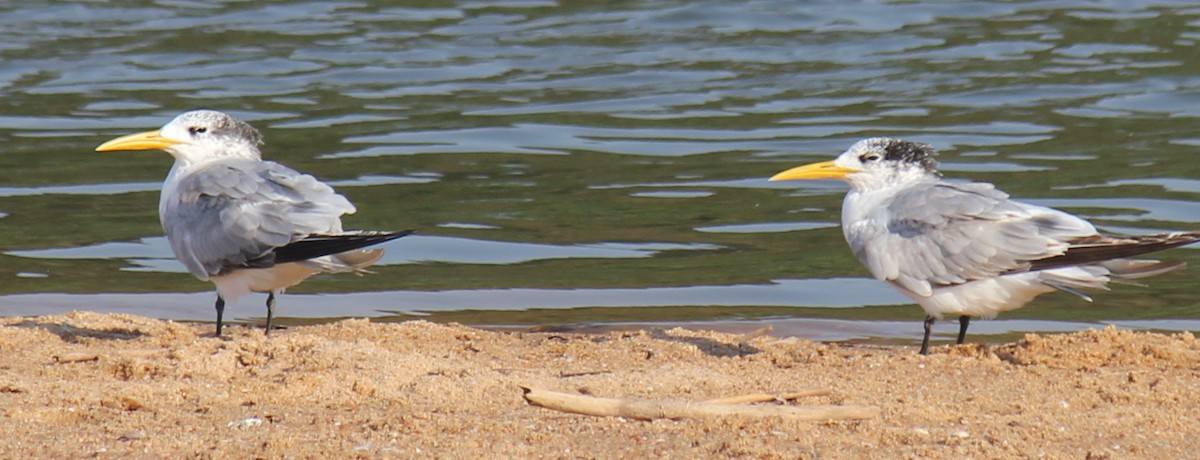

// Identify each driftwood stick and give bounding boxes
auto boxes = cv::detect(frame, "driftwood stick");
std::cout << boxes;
[703,389,831,405]
[53,352,100,364]
[559,370,613,378]
[520,386,877,421]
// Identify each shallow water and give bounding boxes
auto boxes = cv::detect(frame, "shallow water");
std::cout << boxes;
[2,1,1200,344]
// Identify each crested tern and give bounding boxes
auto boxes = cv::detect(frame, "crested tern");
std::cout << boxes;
[770,137,1199,354]
[96,110,412,336]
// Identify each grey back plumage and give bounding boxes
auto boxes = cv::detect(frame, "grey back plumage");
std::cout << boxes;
[160,158,355,280]
[846,180,1097,296]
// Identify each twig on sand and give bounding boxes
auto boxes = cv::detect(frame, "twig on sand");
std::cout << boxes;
[53,352,99,364]
[520,386,877,421]
[559,370,613,378]
[702,389,830,405]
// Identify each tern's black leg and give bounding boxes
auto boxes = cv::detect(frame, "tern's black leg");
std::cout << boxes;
[214,295,226,337]
[956,315,971,345]
[265,292,276,336]
[920,315,935,355]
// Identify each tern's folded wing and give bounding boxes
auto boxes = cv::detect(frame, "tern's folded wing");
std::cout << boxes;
[851,182,1097,296]
[160,159,356,279]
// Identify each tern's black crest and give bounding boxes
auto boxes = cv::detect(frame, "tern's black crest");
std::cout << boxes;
[880,139,939,174]
[179,109,264,146]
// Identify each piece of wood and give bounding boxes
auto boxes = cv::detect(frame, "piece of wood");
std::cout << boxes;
[520,386,877,421]
[53,352,99,364]
[703,389,831,405]
[559,370,612,378]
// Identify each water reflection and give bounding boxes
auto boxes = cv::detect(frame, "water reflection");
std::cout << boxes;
[7,236,724,271]
[0,278,908,321]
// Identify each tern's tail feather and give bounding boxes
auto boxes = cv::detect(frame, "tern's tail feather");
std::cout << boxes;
[1102,259,1187,282]
[274,230,414,265]
[1039,258,1186,302]
[332,247,386,270]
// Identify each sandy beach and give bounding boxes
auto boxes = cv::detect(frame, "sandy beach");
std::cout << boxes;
[0,311,1197,458]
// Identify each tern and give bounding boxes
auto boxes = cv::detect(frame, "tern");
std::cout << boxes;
[96,110,412,336]
[770,137,1199,354]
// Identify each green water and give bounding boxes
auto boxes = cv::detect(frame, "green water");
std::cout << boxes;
[1,1,1199,343]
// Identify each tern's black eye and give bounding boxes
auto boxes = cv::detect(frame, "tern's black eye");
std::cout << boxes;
[188,126,208,135]
[859,153,881,162]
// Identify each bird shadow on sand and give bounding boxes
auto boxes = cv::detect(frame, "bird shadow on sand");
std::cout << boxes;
[8,320,147,343]
[649,329,762,358]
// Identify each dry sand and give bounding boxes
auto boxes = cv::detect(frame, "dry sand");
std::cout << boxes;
[0,311,1197,459]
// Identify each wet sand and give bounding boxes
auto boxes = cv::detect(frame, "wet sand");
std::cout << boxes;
[1,311,1197,458]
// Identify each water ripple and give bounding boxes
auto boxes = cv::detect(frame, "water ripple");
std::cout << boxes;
[1,0,1199,338]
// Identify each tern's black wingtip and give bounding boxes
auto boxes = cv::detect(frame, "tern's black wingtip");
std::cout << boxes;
[270,230,416,265]
[379,229,416,243]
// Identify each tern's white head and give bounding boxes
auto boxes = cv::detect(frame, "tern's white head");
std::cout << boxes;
[769,137,941,191]
[96,109,264,165]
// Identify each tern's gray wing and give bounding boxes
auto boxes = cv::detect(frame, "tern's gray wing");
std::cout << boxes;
[848,181,1097,296]
[160,158,355,280]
